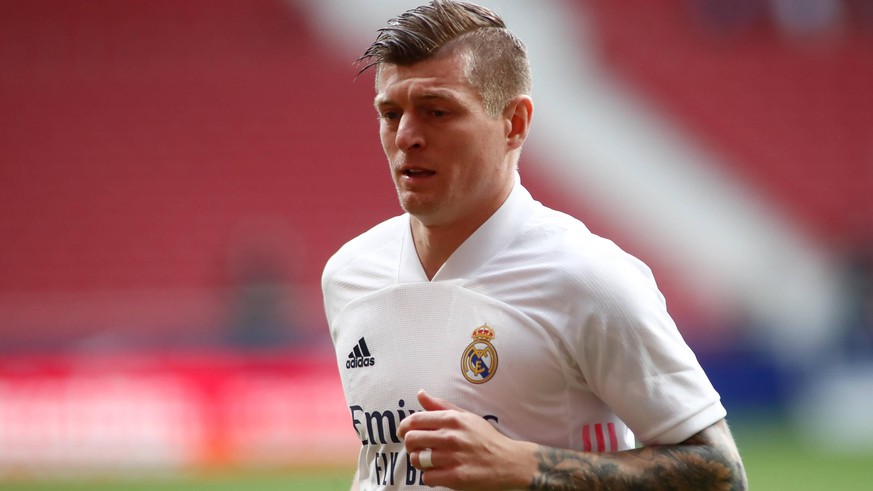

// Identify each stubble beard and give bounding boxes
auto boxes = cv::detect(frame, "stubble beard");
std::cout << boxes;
[396,185,433,220]
[394,181,455,227]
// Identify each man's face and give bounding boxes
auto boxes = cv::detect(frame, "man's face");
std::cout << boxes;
[374,53,515,228]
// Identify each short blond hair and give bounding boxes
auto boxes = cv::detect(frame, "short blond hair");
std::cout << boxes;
[358,0,531,117]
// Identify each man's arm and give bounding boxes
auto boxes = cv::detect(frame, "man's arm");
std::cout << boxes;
[529,419,747,490]
[398,390,747,491]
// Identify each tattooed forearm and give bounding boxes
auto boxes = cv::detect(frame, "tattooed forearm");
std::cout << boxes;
[528,420,747,491]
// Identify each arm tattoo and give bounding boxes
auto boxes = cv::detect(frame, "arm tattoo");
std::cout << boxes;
[528,422,747,490]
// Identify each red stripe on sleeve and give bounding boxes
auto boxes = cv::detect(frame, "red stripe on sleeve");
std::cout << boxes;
[595,423,605,452]
[607,422,618,451]
[582,425,592,452]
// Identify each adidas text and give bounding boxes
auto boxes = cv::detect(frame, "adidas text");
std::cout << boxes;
[347,356,375,369]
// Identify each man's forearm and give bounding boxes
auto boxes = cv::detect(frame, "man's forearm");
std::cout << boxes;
[527,420,747,491]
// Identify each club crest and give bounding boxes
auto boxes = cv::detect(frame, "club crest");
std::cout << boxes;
[461,324,498,384]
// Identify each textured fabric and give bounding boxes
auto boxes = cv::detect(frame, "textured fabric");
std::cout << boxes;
[322,176,725,490]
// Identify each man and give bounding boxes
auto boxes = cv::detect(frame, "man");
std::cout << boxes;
[321,1,748,489]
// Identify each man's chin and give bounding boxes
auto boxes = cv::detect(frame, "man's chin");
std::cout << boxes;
[402,203,435,219]
[400,200,445,225]
[399,194,436,216]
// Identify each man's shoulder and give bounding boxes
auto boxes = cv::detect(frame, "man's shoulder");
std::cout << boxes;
[517,205,656,291]
[322,214,405,280]
[322,214,408,326]
[522,205,619,262]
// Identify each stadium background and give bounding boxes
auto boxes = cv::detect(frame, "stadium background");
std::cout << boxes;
[1,0,872,489]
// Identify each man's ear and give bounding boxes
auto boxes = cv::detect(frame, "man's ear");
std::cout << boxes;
[504,95,534,151]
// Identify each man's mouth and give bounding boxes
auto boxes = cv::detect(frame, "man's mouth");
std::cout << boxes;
[402,168,436,178]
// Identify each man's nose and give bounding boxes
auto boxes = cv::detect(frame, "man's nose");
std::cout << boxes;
[395,114,424,151]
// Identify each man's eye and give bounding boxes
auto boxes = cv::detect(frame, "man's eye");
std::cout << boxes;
[382,111,400,120]
[431,110,447,117]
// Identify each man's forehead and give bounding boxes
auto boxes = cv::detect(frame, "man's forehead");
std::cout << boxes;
[374,82,460,106]
[374,62,472,105]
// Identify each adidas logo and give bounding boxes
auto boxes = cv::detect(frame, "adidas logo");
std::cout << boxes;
[346,337,376,369]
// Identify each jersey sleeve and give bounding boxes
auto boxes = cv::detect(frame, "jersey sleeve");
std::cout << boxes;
[563,240,726,445]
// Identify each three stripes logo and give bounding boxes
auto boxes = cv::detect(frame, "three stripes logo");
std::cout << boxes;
[582,423,618,452]
[346,337,375,369]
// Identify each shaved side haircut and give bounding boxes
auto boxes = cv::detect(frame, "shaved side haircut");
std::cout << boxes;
[358,0,532,117]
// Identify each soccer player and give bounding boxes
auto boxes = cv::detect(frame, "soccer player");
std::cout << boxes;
[321,1,748,489]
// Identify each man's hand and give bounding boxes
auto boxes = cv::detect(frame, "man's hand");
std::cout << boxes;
[397,389,537,490]
[397,390,747,491]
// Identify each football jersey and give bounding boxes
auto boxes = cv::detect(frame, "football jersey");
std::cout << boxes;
[322,176,726,490]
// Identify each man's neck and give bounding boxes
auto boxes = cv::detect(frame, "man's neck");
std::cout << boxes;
[410,218,478,280]
[409,176,516,280]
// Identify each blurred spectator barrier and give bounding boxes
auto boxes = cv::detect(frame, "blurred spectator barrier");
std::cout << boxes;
[0,350,357,477]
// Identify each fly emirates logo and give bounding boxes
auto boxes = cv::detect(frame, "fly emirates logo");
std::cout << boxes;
[349,398,500,487]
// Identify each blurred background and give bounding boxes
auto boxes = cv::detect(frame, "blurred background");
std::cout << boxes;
[1,0,871,489]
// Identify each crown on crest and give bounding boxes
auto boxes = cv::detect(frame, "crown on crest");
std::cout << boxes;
[471,324,495,341]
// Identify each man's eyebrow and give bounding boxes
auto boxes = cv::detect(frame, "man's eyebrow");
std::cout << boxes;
[373,95,392,108]
[374,90,456,108]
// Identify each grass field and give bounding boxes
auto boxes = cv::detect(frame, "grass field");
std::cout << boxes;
[3,421,871,490]
[0,467,356,491]
[732,420,873,491]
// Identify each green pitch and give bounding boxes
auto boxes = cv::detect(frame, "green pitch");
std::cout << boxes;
[0,467,357,491]
[733,420,873,491]
[3,422,871,491]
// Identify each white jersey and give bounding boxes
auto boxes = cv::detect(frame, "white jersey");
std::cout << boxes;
[322,177,725,490]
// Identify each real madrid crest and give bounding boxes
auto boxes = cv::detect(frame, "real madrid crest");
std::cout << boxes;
[461,324,498,384]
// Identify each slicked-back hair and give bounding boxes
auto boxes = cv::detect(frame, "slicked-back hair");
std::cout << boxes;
[358,0,531,117]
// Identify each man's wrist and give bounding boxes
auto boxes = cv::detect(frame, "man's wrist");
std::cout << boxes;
[503,440,542,490]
